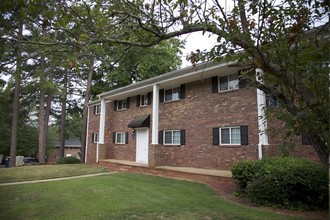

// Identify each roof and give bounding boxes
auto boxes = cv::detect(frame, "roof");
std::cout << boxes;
[88,60,242,105]
[54,140,81,148]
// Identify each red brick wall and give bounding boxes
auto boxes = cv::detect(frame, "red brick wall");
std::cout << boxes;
[156,78,259,170]
[86,106,100,163]
[87,76,319,169]
[262,110,319,162]
[103,97,153,161]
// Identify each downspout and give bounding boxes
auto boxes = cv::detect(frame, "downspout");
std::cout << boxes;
[96,143,99,163]
[85,105,90,163]
[256,68,268,160]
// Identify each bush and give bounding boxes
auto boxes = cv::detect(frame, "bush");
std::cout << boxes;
[232,157,328,210]
[57,156,81,164]
[232,159,263,190]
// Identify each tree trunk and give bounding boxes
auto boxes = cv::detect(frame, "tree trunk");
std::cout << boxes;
[60,72,68,158]
[80,56,95,163]
[9,21,23,167]
[43,92,52,158]
[38,89,46,164]
[37,21,47,164]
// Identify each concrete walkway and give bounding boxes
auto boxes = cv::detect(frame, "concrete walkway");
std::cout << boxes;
[156,166,232,178]
[100,159,232,178]
[0,172,112,186]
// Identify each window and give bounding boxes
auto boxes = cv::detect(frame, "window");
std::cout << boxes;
[140,94,148,107]
[213,126,248,145]
[114,98,130,111]
[219,73,239,91]
[92,133,99,143]
[159,85,185,103]
[301,133,312,145]
[114,132,127,144]
[220,127,241,145]
[165,87,180,102]
[117,99,127,110]
[137,93,152,107]
[164,130,181,145]
[159,130,185,145]
[94,104,101,115]
[266,95,278,107]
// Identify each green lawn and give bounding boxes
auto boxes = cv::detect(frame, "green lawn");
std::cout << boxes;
[0,164,109,183]
[0,169,309,220]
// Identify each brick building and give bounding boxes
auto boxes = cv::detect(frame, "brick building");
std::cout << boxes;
[48,140,81,164]
[86,61,317,170]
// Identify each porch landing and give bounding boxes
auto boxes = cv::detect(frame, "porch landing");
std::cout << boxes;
[99,159,232,178]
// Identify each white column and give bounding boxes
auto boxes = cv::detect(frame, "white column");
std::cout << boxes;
[256,68,268,159]
[99,99,106,144]
[152,84,159,144]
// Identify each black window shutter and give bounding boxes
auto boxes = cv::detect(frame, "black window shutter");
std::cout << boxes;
[180,84,185,99]
[159,89,164,103]
[238,71,247,89]
[212,128,219,145]
[147,92,152,105]
[180,130,185,145]
[136,95,141,107]
[112,132,116,143]
[93,106,96,115]
[302,134,312,145]
[113,100,117,111]
[125,132,129,144]
[158,130,163,144]
[126,98,130,109]
[211,76,219,93]
[92,133,95,143]
[240,125,248,145]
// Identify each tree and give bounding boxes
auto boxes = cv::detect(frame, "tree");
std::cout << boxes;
[0,0,27,166]
[54,1,185,162]
[105,0,329,168]
[92,38,183,94]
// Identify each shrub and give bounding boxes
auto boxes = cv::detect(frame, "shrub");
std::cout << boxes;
[232,157,328,210]
[57,156,81,164]
[231,159,263,190]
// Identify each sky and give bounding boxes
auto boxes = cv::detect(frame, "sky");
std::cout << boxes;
[180,32,218,67]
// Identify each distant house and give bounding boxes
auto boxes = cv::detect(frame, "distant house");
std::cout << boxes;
[48,140,81,163]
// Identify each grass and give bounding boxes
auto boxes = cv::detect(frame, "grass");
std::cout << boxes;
[0,165,310,220]
[0,164,108,183]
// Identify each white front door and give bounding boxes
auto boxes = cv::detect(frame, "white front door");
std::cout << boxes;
[136,128,149,164]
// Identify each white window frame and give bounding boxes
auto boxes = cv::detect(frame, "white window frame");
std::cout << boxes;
[94,104,101,115]
[117,99,127,110]
[163,130,181,145]
[164,87,180,102]
[93,133,99,143]
[115,132,126,144]
[219,73,239,92]
[140,94,148,107]
[220,127,241,145]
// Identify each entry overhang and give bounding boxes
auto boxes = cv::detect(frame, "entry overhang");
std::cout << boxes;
[128,115,150,128]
